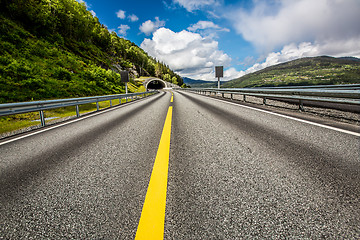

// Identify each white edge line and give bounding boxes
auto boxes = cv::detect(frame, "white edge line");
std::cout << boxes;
[0,95,159,146]
[190,92,360,137]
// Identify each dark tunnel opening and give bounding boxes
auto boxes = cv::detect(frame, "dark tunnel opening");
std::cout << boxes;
[147,80,166,90]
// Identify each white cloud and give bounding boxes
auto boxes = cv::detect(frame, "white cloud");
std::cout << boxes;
[128,14,139,22]
[223,67,245,80]
[196,38,360,81]
[173,0,219,12]
[76,0,94,15]
[89,10,96,17]
[76,0,87,7]
[118,24,130,36]
[139,17,166,35]
[116,10,126,19]
[141,27,233,80]
[243,40,360,75]
[188,20,229,32]
[228,0,360,54]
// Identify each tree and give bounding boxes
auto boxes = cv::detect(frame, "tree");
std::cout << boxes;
[171,76,178,85]
[163,73,171,82]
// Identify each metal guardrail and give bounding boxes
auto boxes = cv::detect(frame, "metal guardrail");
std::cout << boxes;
[179,85,360,111]
[0,91,158,126]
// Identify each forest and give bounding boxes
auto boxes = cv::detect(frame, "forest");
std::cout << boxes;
[0,0,183,103]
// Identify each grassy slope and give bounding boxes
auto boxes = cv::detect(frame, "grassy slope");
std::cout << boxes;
[0,16,125,103]
[0,17,148,135]
[0,0,183,104]
[222,56,360,88]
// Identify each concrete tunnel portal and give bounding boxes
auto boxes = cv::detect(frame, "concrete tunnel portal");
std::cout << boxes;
[146,79,167,90]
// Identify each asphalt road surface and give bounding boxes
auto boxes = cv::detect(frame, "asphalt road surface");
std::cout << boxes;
[1,90,359,239]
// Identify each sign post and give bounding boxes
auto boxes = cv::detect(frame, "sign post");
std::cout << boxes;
[215,66,223,89]
[120,71,129,94]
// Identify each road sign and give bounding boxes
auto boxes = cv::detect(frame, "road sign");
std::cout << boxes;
[215,66,223,78]
[120,71,129,83]
[215,66,223,89]
[120,71,129,94]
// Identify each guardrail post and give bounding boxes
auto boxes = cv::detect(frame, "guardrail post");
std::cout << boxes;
[222,93,224,98]
[230,93,233,100]
[96,102,99,111]
[263,97,267,105]
[75,105,80,117]
[299,100,304,111]
[243,95,246,102]
[110,100,112,107]
[39,110,45,127]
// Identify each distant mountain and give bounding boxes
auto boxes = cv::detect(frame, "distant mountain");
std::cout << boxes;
[222,56,360,88]
[338,57,360,62]
[182,77,217,88]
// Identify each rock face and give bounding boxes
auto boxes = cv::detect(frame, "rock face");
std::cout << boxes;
[112,63,139,79]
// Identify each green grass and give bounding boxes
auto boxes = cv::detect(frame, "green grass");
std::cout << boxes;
[0,81,151,136]
[0,99,136,135]
[0,112,41,134]
[0,7,183,105]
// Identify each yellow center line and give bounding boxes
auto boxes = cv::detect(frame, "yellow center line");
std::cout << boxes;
[170,92,173,102]
[135,106,173,240]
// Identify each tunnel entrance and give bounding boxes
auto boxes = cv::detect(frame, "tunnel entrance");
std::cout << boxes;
[147,80,166,90]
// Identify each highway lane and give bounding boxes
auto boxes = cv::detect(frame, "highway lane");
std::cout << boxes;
[166,91,359,239]
[0,91,171,239]
[1,89,359,239]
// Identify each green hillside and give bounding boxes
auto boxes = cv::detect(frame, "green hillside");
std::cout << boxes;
[222,56,360,88]
[0,0,183,104]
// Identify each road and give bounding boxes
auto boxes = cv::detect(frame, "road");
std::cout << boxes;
[1,91,359,239]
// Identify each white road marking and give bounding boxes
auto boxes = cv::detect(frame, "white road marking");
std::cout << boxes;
[195,93,360,137]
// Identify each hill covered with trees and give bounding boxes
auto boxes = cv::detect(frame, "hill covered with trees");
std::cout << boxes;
[0,0,183,103]
[222,56,360,88]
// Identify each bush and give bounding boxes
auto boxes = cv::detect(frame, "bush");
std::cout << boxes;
[52,67,72,81]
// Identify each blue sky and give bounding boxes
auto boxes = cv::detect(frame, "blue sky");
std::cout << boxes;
[79,0,360,81]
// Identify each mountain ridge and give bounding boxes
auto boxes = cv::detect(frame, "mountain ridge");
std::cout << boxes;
[0,0,183,103]
[222,56,360,88]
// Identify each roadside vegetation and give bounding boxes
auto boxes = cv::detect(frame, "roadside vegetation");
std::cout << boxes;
[0,0,183,104]
[0,96,141,135]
